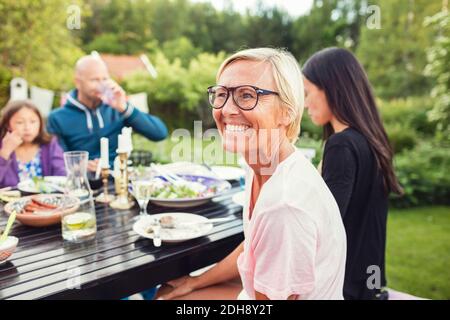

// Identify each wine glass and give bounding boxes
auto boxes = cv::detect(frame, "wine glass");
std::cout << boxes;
[129,167,156,221]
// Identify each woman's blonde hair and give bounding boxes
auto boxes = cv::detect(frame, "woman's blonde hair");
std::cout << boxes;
[216,47,304,143]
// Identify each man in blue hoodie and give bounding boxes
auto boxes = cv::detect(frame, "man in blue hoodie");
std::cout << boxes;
[47,55,168,171]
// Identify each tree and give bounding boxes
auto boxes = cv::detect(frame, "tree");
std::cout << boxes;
[161,37,201,67]
[357,0,442,99]
[291,0,365,62]
[0,0,85,101]
[424,6,450,143]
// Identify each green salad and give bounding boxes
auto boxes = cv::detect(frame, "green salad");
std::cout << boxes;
[150,178,217,199]
[32,177,54,193]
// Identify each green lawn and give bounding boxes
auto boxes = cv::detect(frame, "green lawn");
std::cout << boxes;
[133,134,450,299]
[386,206,450,300]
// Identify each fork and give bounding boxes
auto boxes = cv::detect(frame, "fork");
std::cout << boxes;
[160,217,234,229]
[151,163,193,186]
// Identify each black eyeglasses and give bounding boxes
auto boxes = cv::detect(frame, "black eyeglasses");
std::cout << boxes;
[207,85,279,111]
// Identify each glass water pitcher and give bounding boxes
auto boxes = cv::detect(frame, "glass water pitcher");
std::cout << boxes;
[62,151,97,243]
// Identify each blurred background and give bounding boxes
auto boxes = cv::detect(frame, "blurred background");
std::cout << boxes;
[0,0,448,299]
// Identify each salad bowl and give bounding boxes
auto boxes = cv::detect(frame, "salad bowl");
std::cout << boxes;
[146,174,231,208]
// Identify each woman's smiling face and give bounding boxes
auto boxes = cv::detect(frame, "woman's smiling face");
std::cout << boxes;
[212,60,288,163]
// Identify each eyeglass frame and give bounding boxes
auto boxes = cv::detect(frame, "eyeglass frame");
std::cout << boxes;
[207,85,279,111]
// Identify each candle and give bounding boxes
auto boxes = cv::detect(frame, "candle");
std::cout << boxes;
[117,134,127,153]
[122,127,133,153]
[100,137,109,168]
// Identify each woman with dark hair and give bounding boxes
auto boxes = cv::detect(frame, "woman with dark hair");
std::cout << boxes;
[0,100,65,188]
[302,47,403,300]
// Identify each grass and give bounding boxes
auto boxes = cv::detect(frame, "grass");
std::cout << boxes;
[133,134,450,299]
[386,206,450,300]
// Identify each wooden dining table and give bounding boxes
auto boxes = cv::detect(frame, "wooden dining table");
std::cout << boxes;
[0,184,244,300]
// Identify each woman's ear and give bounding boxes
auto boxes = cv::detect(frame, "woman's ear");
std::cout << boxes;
[278,107,292,127]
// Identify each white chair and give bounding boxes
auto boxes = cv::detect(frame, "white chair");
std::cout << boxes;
[127,92,149,113]
[30,86,54,118]
[10,78,28,101]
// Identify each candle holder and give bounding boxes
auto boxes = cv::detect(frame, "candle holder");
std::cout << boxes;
[95,167,115,203]
[110,151,134,210]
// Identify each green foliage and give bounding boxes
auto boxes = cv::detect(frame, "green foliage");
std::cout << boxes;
[122,50,225,130]
[357,0,442,99]
[385,123,419,154]
[81,0,154,54]
[0,0,85,97]
[0,66,12,107]
[292,0,365,62]
[84,33,124,54]
[424,10,450,143]
[390,141,450,208]
[161,37,201,67]
[300,114,323,141]
[379,97,438,153]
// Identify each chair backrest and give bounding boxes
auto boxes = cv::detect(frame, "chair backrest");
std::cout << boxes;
[30,86,55,118]
[127,92,149,113]
[10,78,28,101]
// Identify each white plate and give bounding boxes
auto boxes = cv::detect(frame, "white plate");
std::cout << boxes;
[232,191,245,207]
[17,176,67,194]
[133,213,213,243]
[210,166,245,181]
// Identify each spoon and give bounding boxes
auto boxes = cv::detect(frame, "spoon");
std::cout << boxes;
[150,218,161,247]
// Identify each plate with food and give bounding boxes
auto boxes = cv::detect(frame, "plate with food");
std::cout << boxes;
[144,174,231,208]
[133,212,213,243]
[17,176,67,194]
[4,194,80,227]
[0,187,21,203]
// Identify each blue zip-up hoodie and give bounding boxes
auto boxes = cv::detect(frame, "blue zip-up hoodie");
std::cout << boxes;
[47,89,168,165]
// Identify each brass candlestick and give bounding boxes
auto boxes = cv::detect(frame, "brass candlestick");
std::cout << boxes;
[95,167,115,203]
[110,151,134,210]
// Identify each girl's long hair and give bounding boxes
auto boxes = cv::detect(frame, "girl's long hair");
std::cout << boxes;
[0,100,52,145]
[303,47,403,195]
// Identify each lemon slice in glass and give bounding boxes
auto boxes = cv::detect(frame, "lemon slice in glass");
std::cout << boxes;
[64,212,93,230]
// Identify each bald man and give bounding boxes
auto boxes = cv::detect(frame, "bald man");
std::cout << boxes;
[47,55,168,171]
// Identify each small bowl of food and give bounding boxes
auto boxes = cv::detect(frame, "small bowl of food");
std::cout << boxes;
[0,236,19,265]
[4,194,80,227]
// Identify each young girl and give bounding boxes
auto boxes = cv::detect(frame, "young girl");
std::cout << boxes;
[302,47,403,299]
[0,100,66,188]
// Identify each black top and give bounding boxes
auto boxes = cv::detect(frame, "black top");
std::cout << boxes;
[322,127,388,300]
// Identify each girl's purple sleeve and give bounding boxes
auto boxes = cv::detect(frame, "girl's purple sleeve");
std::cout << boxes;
[0,156,12,185]
[50,138,66,176]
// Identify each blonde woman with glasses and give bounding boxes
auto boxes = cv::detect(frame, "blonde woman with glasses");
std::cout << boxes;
[156,48,347,300]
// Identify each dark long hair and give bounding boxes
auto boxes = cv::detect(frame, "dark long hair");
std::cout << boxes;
[303,47,403,195]
[0,100,52,145]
